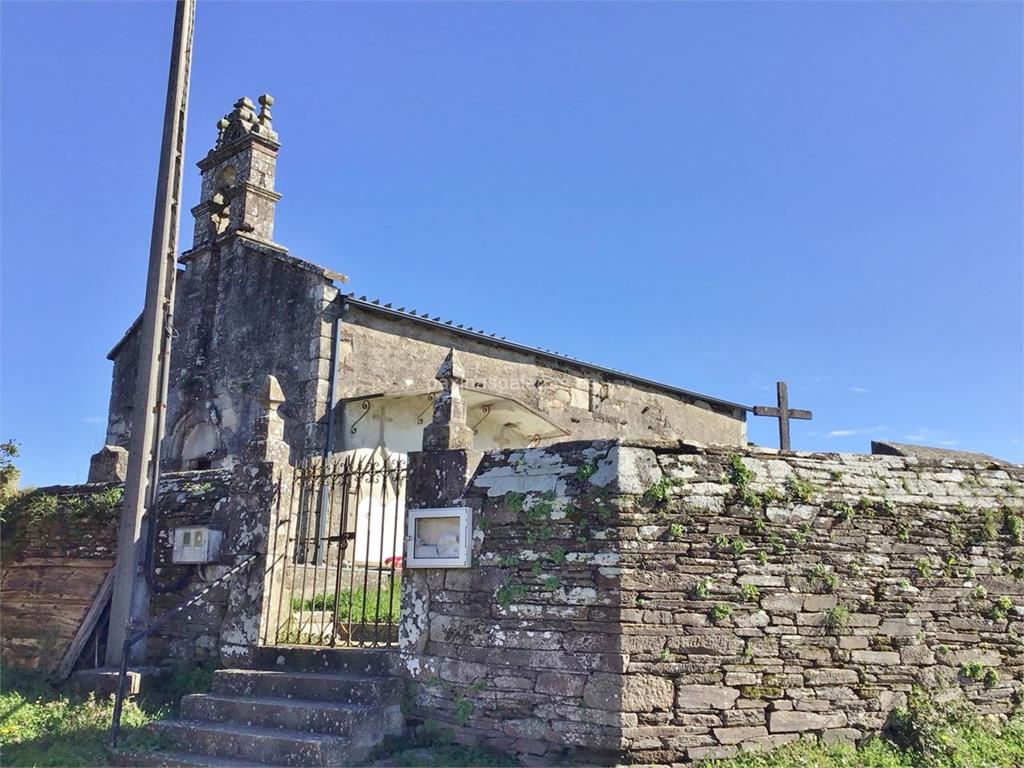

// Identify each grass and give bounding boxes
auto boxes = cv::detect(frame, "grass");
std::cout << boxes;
[291,575,401,624]
[700,691,1024,768]
[365,724,514,767]
[0,664,215,767]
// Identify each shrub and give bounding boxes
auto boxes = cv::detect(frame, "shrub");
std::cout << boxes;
[824,604,850,635]
[709,603,732,624]
[693,577,713,600]
[992,596,1013,621]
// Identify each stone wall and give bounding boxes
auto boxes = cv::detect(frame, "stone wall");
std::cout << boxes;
[1,391,295,671]
[399,439,1024,764]
[1,484,124,670]
[335,300,747,449]
[146,388,296,667]
[144,469,235,664]
[400,440,629,764]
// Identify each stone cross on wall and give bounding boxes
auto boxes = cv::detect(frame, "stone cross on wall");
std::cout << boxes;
[422,349,475,451]
[752,381,812,451]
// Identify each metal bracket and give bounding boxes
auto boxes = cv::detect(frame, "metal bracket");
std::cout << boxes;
[416,393,436,425]
[349,399,371,434]
[471,404,492,435]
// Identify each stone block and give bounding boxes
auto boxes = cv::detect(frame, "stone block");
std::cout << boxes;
[738,574,786,587]
[582,673,620,710]
[725,672,760,686]
[803,594,838,611]
[766,504,817,523]
[534,671,587,697]
[769,710,847,733]
[762,593,804,612]
[439,658,489,683]
[879,618,922,636]
[805,668,859,686]
[676,685,740,711]
[687,745,738,761]
[667,635,745,656]
[88,445,128,483]
[622,635,666,654]
[952,649,1002,667]
[851,651,900,665]
[622,674,674,712]
[713,726,769,745]
[901,646,935,665]
[822,728,862,745]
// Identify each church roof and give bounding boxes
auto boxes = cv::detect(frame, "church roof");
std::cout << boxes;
[341,294,750,415]
[106,287,750,416]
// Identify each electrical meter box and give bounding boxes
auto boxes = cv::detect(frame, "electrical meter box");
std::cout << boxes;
[171,526,223,564]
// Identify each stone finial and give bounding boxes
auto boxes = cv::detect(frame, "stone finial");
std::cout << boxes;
[260,374,285,410]
[258,94,274,127]
[422,349,474,451]
[436,347,466,387]
[213,94,279,151]
[246,374,287,462]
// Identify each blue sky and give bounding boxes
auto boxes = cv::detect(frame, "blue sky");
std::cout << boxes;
[2,1,1021,487]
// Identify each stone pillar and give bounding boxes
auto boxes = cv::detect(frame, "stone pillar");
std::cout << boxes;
[400,351,481,661]
[244,375,288,464]
[218,375,295,664]
[422,349,475,451]
[87,445,129,484]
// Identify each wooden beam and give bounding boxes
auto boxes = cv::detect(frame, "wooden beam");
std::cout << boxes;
[57,568,114,680]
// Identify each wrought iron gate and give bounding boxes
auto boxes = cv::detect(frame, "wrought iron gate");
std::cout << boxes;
[263,454,406,648]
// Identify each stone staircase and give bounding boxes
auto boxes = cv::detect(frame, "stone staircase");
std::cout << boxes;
[119,648,405,767]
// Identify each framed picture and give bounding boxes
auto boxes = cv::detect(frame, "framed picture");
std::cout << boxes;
[405,507,473,568]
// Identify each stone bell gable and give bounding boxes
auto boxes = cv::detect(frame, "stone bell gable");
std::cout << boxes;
[97,95,345,475]
[190,94,281,249]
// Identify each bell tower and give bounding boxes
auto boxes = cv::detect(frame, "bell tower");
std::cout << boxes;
[190,94,281,248]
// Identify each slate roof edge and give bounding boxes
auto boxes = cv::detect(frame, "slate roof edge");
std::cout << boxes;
[339,294,751,414]
[107,313,142,360]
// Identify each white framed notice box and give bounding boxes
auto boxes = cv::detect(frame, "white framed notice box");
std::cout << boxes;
[405,507,473,568]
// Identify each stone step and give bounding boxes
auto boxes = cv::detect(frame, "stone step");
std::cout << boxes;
[181,692,403,737]
[148,720,361,767]
[252,645,397,677]
[110,748,270,767]
[212,669,402,706]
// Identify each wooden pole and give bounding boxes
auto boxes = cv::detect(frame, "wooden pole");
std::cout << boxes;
[106,0,196,666]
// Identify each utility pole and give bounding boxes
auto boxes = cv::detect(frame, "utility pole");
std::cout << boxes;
[106,0,196,666]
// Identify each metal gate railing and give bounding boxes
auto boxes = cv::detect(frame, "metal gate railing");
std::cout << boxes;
[263,454,406,648]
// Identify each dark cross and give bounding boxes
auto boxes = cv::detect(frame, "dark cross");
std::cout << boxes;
[752,381,812,451]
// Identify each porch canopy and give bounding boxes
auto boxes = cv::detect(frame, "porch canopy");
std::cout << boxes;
[338,388,570,454]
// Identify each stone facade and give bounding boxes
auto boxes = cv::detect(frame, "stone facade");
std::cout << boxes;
[334,301,747,452]
[399,439,1024,763]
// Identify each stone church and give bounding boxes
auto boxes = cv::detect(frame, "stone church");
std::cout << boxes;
[91,95,748,479]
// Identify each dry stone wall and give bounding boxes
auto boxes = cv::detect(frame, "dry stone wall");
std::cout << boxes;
[615,443,1024,763]
[399,440,1024,764]
[400,441,627,765]
[1,484,124,670]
